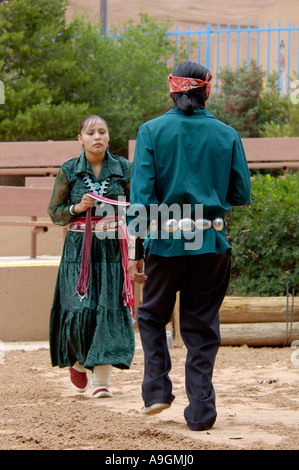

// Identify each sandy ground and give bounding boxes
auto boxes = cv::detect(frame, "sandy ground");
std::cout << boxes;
[1,338,298,452]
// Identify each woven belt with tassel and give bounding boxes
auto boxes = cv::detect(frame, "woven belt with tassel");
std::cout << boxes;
[69,216,125,232]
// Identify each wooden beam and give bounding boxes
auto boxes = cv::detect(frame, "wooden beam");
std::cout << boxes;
[220,322,299,347]
[171,296,299,347]
[219,296,299,323]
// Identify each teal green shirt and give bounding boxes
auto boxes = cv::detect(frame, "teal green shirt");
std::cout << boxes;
[127,108,251,257]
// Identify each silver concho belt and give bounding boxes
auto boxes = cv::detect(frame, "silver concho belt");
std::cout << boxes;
[150,218,225,233]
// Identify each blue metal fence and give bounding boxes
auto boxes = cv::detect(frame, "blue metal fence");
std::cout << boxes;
[166,22,299,94]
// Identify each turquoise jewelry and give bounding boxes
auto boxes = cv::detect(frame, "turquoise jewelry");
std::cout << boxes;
[83,174,110,205]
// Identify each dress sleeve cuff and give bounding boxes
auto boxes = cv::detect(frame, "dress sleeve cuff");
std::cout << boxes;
[128,235,144,260]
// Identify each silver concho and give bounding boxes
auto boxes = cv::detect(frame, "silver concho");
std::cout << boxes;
[195,219,212,230]
[163,219,179,233]
[212,218,224,231]
[178,218,195,231]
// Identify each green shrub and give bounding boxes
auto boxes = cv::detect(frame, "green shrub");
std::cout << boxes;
[260,102,299,138]
[258,71,290,129]
[208,60,265,137]
[208,63,299,139]
[226,173,299,296]
[259,72,299,138]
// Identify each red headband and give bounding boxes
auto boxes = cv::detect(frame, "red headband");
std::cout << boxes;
[168,73,212,99]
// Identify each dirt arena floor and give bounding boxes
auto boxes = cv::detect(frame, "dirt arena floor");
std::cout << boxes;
[1,339,298,452]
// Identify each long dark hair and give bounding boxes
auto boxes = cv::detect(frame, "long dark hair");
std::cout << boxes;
[170,61,212,116]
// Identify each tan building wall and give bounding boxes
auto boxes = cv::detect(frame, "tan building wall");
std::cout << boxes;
[0,220,64,257]
[260,0,299,27]
[259,0,299,91]
[0,262,59,341]
[192,0,299,92]
[66,1,298,86]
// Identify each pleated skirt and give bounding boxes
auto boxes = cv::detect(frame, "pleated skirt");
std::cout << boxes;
[49,231,135,370]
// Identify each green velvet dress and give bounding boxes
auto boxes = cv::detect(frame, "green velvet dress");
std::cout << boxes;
[48,150,135,371]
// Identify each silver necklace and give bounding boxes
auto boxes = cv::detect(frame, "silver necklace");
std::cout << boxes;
[83,174,110,205]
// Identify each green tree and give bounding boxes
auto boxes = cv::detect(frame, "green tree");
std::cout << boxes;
[69,13,177,153]
[208,62,298,139]
[0,0,89,141]
[207,60,265,137]
[0,2,179,153]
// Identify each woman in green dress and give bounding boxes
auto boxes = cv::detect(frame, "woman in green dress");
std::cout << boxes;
[48,115,135,398]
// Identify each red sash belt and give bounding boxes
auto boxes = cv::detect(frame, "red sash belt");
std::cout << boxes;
[73,203,134,319]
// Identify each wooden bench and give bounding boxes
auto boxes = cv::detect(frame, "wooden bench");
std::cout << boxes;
[0,141,81,178]
[0,141,81,257]
[129,137,299,174]
[242,137,299,173]
[25,177,57,188]
[0,185,64,258]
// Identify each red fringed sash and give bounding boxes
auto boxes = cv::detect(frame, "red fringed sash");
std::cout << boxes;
[75,207,92,301]
[118,223,135,317]
[74,196,135,320]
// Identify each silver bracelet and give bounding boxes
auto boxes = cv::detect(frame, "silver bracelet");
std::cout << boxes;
[69,204,77,216]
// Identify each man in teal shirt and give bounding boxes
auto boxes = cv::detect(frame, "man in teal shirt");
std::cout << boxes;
[127,61,251,431]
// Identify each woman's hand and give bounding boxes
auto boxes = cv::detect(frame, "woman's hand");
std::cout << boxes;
[74,194,95,214]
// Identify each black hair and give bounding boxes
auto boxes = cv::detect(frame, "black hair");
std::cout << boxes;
[79,115,108,134]
[170,61,212,116]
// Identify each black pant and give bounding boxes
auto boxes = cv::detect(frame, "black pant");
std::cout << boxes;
[137,249,231,431]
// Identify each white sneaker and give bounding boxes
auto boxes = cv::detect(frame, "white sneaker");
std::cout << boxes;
[91,365,113,398]
[92,387,113,398]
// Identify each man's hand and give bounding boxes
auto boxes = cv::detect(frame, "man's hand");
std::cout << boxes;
[128,259,148,285]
